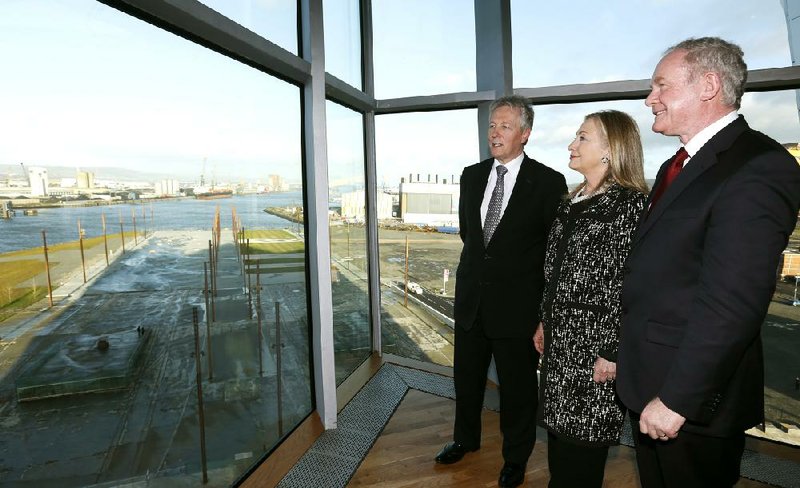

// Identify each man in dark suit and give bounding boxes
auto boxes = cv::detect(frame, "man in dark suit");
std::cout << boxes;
[434,95,566,487]
[616,37,800,487]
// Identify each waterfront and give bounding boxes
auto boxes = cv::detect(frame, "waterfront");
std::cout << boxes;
[0,192,304,254]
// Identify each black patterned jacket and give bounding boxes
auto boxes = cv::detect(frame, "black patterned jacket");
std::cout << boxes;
[538,183,646,445]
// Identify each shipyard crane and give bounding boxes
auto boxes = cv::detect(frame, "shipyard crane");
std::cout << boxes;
[19,162,30,186]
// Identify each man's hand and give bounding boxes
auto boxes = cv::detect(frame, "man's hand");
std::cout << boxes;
[533,322,545,354]
[592,357,616,384]
[639,397,686,441]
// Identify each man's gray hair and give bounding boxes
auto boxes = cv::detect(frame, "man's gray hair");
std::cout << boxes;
[665,37,747,109]
[489,95,535,132]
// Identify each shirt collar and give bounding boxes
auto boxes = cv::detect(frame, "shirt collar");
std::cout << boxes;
[493,151,525,173]
[683,110,738,158]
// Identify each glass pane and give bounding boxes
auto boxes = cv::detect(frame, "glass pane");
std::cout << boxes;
[531,99,664,182]
[326,101,371,384]
[511,0,792,87]
[324,0,362,89]
[531,92,800,183]
[372,0,476,98]
[375,109,479,366]
[199,0,298,54]
[0,2,311,486]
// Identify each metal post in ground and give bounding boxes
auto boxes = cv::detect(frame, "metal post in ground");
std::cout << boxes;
[232,210,238,262]
[41,230,53,307]
[119,213,126,254]
[77,219,86,283]
[101,213,109,266]
[211,226,216,263]
[192,308,209,484]
[204,261,213,380]
[404,234,409,307]
[275,301,283,436]
[240,228,247,280]
[141,204,147,239]
[211,232,218,296]
[208,240,216,322]
[246,239,253,319]
[132,208,138,246]
[256,262,263,377]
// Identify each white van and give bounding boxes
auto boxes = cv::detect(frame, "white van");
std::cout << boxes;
[407,282,423,295]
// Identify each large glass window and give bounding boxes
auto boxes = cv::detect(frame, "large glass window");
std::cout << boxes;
[531,92,800,182]
[531,99,664,182]
[323,0,363,89]
[511,0,793,88]
[199,0,298,54]
[372,0,476,98]
[0,2,311,486]
[374,109,479,366]
[325,101,371,384]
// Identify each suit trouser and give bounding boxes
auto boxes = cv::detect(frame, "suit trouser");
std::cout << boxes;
[453,314,539,464]
[546,432,609,488]
[629,414,745,488]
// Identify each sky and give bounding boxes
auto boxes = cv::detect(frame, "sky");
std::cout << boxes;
[0,0,798,187]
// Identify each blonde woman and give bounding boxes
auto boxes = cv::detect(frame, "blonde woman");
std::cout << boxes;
[534,110,648,487]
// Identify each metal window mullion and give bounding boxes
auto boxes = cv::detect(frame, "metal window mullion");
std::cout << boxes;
[360,0,382,356]
[301,0,337,430]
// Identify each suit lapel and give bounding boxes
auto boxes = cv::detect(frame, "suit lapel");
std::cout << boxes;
[471,160,494,246]
[493,156,536,238]
[631,116,749,248]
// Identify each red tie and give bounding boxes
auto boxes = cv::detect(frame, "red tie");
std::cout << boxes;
[649,147,688,211]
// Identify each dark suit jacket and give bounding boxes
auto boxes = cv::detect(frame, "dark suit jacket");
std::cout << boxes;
[616,116,800,436]
[454,154,566,338]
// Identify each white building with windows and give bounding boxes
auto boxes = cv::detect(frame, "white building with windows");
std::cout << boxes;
[399,179,460,227]
[27,167,48,197]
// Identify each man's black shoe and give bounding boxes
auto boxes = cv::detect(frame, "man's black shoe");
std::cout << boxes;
[498,462,525,487]
[434,441,477,464]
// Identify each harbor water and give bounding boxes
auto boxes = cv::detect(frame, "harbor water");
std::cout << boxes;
[0,192,304,254]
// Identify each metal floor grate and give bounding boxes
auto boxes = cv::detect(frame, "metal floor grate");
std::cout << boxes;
[278,364,800,488]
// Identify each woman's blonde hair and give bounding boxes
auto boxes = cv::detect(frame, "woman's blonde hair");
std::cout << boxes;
[571,109,649,197]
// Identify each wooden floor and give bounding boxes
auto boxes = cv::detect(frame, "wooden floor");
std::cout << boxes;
[349,389,770,487]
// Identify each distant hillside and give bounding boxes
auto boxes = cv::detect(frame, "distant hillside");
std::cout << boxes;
[0,164,175,182]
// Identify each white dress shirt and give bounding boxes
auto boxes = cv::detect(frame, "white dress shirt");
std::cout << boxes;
[681,110,739,167]
[480,152,525,227]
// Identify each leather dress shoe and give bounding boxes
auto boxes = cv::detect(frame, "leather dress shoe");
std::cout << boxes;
[434,441,477,464]
[498,462,526,487]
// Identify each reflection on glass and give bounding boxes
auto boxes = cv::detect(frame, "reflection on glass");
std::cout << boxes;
[372,0,476,98]
[511,0,792,88]
[374,110,478,366]
[0,2,311,486]
[326,101,371,384]
[199,0,298,54]
[323,0,362,89]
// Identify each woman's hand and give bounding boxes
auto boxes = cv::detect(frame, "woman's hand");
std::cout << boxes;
[533,322,545,354]
[592,357,616,384]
